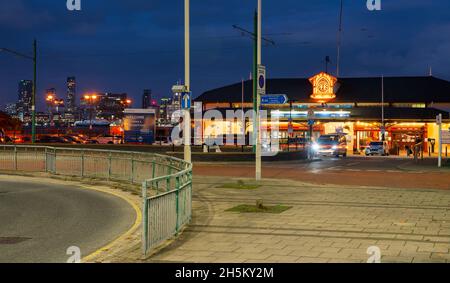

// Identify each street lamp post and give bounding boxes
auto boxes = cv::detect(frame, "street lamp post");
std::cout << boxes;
[184,0,192,163]
[83,94,98,134]
[255,0,262,181]
[0,39,37,143]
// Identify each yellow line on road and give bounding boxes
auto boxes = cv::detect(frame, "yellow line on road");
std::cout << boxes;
[79,185,142,263]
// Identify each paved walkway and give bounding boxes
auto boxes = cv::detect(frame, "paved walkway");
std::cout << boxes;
[150,176,450,263]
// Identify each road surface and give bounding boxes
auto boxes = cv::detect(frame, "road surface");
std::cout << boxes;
[0,176,136,263]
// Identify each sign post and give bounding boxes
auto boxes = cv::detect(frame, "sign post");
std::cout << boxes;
[260,94,288,105]
[184,0,191,163]
[256,64,265,181]
[437,114,442,168]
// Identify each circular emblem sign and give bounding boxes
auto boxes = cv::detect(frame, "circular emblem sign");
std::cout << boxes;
[259,75,265,89]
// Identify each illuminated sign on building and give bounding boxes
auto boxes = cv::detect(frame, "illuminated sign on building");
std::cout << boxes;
[309,72,338,103]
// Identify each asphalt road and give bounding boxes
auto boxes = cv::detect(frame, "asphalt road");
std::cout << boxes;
[0,177,135,263]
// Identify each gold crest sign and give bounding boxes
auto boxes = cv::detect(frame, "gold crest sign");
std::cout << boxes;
[309,72,337,103]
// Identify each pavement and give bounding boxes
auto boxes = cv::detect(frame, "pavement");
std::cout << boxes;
[193,156,450,190]
[149,175,450,263]
[0,175,136,263]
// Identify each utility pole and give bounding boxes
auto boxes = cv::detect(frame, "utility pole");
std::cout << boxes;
[336,0,343,77]
[381,75,385,141]
[184,0,192,163]
[255,0,262,181]
[32,39,37,143]
[438,114,443,168]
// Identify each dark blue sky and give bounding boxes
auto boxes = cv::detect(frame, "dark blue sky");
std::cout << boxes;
[1,0,450,111]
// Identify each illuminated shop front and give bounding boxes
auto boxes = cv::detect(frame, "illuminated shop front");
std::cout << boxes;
[194,72,450,154]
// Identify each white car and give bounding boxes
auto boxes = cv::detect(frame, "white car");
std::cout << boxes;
[365,141,389,156]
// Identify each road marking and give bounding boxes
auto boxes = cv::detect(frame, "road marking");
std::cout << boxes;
[79,185,141,263]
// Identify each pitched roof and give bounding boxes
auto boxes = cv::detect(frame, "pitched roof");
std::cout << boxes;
[195,76,450,104]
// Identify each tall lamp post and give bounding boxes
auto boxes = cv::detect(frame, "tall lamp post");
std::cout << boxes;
[255,0,262,181]
[46,94,55,126]
[0,40,37,143]
[83,94,98,133]
[184,0,192,163]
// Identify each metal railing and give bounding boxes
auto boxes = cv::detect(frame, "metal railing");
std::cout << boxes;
[0,145,193,256]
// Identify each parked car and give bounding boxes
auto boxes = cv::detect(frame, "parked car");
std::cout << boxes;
[365,141,389,156]
[0,135,13,144]
[94,135,123,144]
[62,135,83,144]
[312,134,348,158]
[36,135,71,144]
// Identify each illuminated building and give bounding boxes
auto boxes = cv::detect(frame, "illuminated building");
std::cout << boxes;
[17,80,33,122]
[94,93,131,120]
[142,89,152,109]
[66,77,77,114]
[195,73,450,154]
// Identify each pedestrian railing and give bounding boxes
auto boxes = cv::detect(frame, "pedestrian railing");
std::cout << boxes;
[0,145,193,256]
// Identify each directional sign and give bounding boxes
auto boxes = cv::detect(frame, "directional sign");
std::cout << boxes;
[308,120,315,126]
[257,65,266,96]
[261,94,288,105]
[181,92,191,109]
[172,85,188,94]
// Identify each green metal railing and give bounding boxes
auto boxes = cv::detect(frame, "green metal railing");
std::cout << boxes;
[0,145,193,256]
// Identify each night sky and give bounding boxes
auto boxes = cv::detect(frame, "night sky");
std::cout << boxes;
[1,0,449,111]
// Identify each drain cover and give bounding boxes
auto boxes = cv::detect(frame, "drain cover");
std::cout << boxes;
[0,237,31,245]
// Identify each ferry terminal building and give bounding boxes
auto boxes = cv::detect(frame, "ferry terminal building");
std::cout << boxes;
[194,72,450,155]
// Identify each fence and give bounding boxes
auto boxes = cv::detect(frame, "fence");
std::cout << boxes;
[0,145,193,256]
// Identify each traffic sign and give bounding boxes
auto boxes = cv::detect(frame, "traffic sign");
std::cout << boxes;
[181,92,191,109]
[257,65,266,96]
[172,85,188,94]
[307,109,315,120]
[261,94,288,105]
[308,120,315,126]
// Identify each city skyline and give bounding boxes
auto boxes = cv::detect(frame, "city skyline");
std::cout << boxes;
[1,1,450,110]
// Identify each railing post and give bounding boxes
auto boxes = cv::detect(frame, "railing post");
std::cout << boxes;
[108,152,112,181]
[44,147,48,172]
[81,151,84,177]
[142,181,148,256]
[175,176,180,233]
[166,162,172,192]
[152,159,156,179]
[130,154,135,183]
[53,148,57,174]
[13,146,18,171]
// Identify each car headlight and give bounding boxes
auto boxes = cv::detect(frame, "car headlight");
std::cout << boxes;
[332,145,338,150]
[312,143,320,151]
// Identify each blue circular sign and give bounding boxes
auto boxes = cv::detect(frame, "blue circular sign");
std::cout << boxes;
[259,75,265,89]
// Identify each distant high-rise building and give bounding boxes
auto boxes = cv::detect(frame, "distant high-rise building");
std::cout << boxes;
[17,80,33,121]
[3,103,17,117]
[142,89,152,109]
[67,77,76,113]
[94,93,130,120]
[159,97,173,121]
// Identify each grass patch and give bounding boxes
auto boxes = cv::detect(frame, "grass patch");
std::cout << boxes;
[216,180,261,190]
[226,204,292,214]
